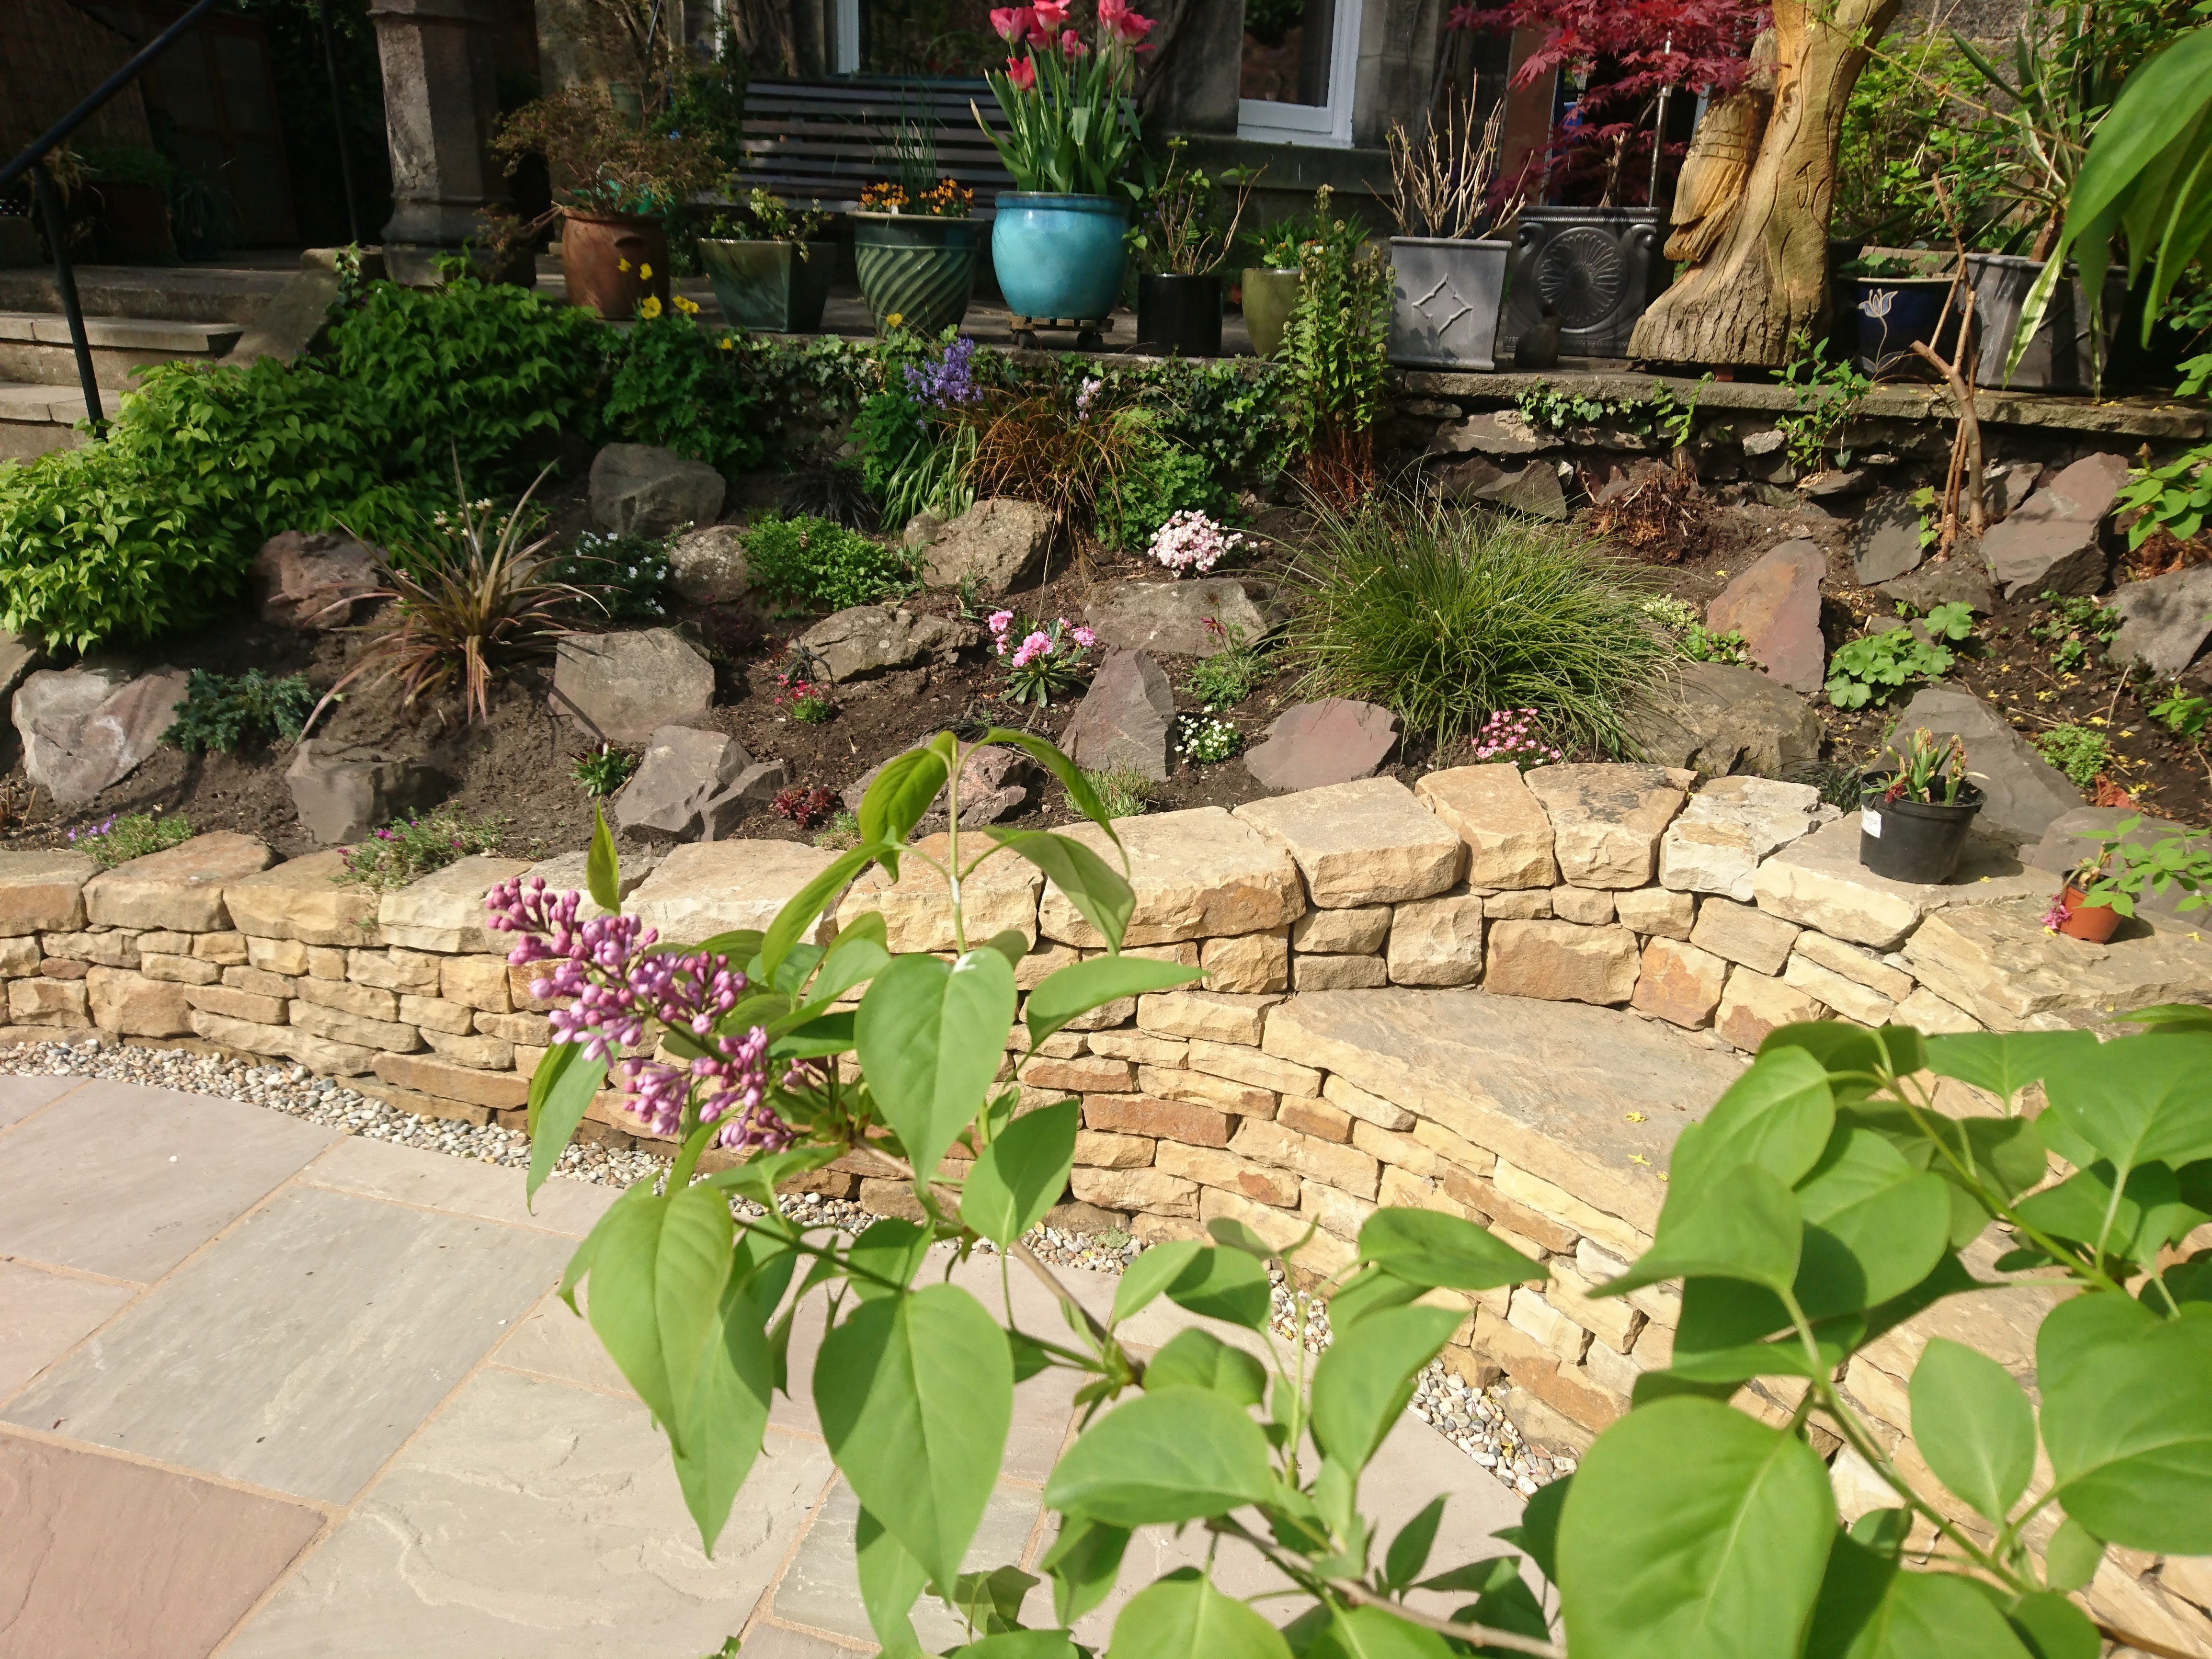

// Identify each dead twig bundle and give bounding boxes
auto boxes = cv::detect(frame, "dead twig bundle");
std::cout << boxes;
[1586,457,1708,562]
[1384,102,1508,241]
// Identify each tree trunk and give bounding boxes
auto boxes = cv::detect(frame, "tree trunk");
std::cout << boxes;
[1629,0,1899,366]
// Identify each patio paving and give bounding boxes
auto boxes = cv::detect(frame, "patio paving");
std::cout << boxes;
[0,1073,1525,1659]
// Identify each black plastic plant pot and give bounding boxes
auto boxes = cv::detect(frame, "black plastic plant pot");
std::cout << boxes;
[1859,783,1984,884]
[1136,273,1223,358]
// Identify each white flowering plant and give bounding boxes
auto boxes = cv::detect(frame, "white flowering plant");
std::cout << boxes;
[1148,508,1247,577]
[988,608,1097,707]
[1175,711,1242,763]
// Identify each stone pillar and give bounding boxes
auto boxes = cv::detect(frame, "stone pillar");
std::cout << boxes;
[1139,1,1245,135]
[1352,0,1447,148]
[371,0,510,256]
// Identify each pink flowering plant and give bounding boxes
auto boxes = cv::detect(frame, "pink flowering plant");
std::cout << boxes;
[979,1,1153,201]
[1148,509,1248,577]
[1470,707,1565,770]
[490,734,2212,1659]
[988,607,1096,706]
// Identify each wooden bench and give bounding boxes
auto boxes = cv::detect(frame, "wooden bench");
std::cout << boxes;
[739,78,1018,216]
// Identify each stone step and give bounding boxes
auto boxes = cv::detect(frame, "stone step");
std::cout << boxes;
[0,310,242,392]
[0,260,294,326]
[0,378,85,460]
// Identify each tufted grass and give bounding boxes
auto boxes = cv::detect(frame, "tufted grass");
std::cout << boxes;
[1277,491,1669,755]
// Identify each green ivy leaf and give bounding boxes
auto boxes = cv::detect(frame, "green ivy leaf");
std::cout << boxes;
[1793,1128,1953,1318]
[985,828,1136,952]
[1667,1047,1836,1208]
[1041,1513,1130,1628]
[526,1040,607,1205]
[1558,1397,1836,1659]
[860,745,951,858]
[1311,1304,1464,1473]
[1602,1164,1805,1299]
[1923,1031,2097,1106]
[1024,955,1201,1046]
[816,1284,1015,1593]
[1143,1327,1268,1406]
[1111,1239,1203,1325]
[587,801,620,913]
[1806,1534,2033,1659]
[2042,1032,2212,1172]
[1357,1208,1547,1293]
[963,1100,1079,1246]
[1046,1389,1275,1526]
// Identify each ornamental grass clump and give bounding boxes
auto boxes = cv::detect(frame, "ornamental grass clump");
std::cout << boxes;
[1280,493,1666,752]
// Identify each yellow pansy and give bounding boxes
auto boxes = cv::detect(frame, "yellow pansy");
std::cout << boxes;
[886,312,904,328]
[639,295,663,319]
[673,295,699,315]
[718,335,734,350]
[640,263,653,281]
[617,258,631,272]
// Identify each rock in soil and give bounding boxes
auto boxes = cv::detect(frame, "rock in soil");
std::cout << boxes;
[1625,661,1824,781]
[14,665,192,807]
[1851,493,1927,586]
[2106,565,2212,679]
[666,524,750,606]
[1060,650,1175,783]
[1981,452,2127,599]
[842,743,1037,828]
[796,605,975,683]
[253,531,381,630]
[1879,554,1996,615]
[588,443,727,537]
[285,740,439,845]
[1083,578,1278,658]
[1708,538,1828,695]
[616,725,751,839]
[921,498,1054,596]
[552,628,716,745]
[1244,699,1400,793]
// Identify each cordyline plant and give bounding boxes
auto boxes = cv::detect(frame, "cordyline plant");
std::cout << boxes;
[495,728,2212,1659]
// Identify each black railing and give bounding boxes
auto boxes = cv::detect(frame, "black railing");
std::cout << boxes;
[1,0,364,428]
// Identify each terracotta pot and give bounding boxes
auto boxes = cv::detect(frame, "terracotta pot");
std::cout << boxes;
[2052,886,2123,942]
[559,209,671,320]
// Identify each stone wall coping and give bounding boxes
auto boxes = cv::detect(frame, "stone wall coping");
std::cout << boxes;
[82,831,277,933]
[0,849,99,935]
[627,840,844,945]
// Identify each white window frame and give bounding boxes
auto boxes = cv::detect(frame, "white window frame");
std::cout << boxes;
[1236,0,1361,148]
[833,0,862,73]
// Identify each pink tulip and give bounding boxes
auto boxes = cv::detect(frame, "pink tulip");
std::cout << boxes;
[990,5,1033,42]
[1004,54,1037,89]
[1097,0,1155,43]
[1061,27,1087,57]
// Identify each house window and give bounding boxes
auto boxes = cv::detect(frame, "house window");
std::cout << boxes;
[1238,0,1361,148]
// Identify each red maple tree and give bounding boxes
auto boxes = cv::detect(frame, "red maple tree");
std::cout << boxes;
[1448,0,1767,205]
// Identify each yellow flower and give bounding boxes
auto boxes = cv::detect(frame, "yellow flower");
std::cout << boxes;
[673,295,699,315]
[886,312,904,328]
[617,258,631,272]
[718,335,734,350]
[639,295,663,319]
[640,262,653,281]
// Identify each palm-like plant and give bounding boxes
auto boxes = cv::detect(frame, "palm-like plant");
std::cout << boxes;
[310,466,595,730]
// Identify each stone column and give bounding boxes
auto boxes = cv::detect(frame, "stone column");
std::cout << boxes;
[371,0,510,259]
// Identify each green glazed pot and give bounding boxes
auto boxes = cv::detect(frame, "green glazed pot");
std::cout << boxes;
[698,239,837,332]
[853,212,982,335]
[1241,266,1302,359]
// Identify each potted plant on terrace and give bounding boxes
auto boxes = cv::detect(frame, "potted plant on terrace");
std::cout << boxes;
[853,175,982,336]
[1242,189,1364,361]
[976,0,1152,328]
[1126,137,1261,359]
[1383,103,1521,371]
[699,186,835,333]
[494,83,717,320]
[1859,727,1984,883]
[2046,817,2212,941]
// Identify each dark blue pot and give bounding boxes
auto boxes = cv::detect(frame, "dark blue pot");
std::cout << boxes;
[1855,276,1963,375]
[992,193,1129,321]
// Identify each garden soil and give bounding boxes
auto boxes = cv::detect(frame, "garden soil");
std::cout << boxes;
[0,489,2202,866]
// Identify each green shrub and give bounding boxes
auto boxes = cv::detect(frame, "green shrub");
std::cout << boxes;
[571,746,639,797]
[2035,723,2114,787]
[162,670,316,753]
[329,276,605,484]
[0,359,416,648]
[1098,433,1224,552]
[1075,763,1152,818]
[1179,619,1268,706]
[336,804,505,890]
[601,310,764,473]
[1279,495,1668,751]
[542,530,674,623]
[1826,602,1975,708]
[744,515,913,612]
[67,810,192,867]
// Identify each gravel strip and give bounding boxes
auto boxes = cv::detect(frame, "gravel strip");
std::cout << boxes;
[1,1037,1556,1492]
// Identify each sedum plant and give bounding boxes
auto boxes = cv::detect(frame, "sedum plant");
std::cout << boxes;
[494,732,2212,1659]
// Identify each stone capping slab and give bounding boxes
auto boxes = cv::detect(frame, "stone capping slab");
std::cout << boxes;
[838,832,1043,953]
[1522,764,1695,890]
[1750,814,2054,950]
[1232,778,1463,908]
[0,849,97,935]
[377,855,535,954]
[1264,987,1745,1239]
[627,840,844,946]
[1415,764,1558,889]
[82,832,277,933]
[1036,807,1304,948]
[225,850,382,947]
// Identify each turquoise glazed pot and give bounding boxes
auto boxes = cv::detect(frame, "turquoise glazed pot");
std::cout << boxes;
[992,193,1130,320]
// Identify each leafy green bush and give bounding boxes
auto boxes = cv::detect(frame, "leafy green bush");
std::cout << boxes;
[0,359,416,648]
[1825,602,1975,708]
[1179,619,1268,706]
[329,276,605,484]
[1683,623,1749,665]
[1280,495,1667,751]
[508,732,2212,1659]
[162,670,316,753]
[543,530,673,623]
[601,309,764,473]
[1277,189,1391,481]
[67,810,192,867]
[1097,432,1224,552]
[571,747,639,797]
[744,515,914,612]
[336,804,505,889]
[2030,591,2121,671]
[2035,723,2114,787]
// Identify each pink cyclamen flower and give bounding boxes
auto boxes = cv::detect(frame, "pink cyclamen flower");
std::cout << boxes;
[990,5,1033,42]
[1005,53,1037,88]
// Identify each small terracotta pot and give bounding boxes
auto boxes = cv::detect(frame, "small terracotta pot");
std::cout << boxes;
[2052,886,2123,942]
[559,209,671,320]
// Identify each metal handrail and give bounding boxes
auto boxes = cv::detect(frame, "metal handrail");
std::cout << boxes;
[1,0,364,427]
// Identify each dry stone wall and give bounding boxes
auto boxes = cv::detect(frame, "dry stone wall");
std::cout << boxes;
[3,764,2209,1648]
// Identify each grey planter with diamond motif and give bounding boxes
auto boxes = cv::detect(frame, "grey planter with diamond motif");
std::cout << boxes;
[1388,237,1512,370]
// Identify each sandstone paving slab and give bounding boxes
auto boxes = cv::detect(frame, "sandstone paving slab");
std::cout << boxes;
[0,1079,334,1281]
[0,849,96,936]
[1523,764,1695,889]
[0,1260,135,1397]
[1902,896,2212,1032]
[295,1135,620,1239]
[491,1288,635,1398]
[0,1070,83,1128]
[377,855,534,954]
[766,1476,1043,1650]
[736,1623,864,1658]
[82,830,276,932]
[1265,988,1744,1240]
[4,1183,572,1502]
[222,1368,835,1659]
[0,1434,325,1659]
